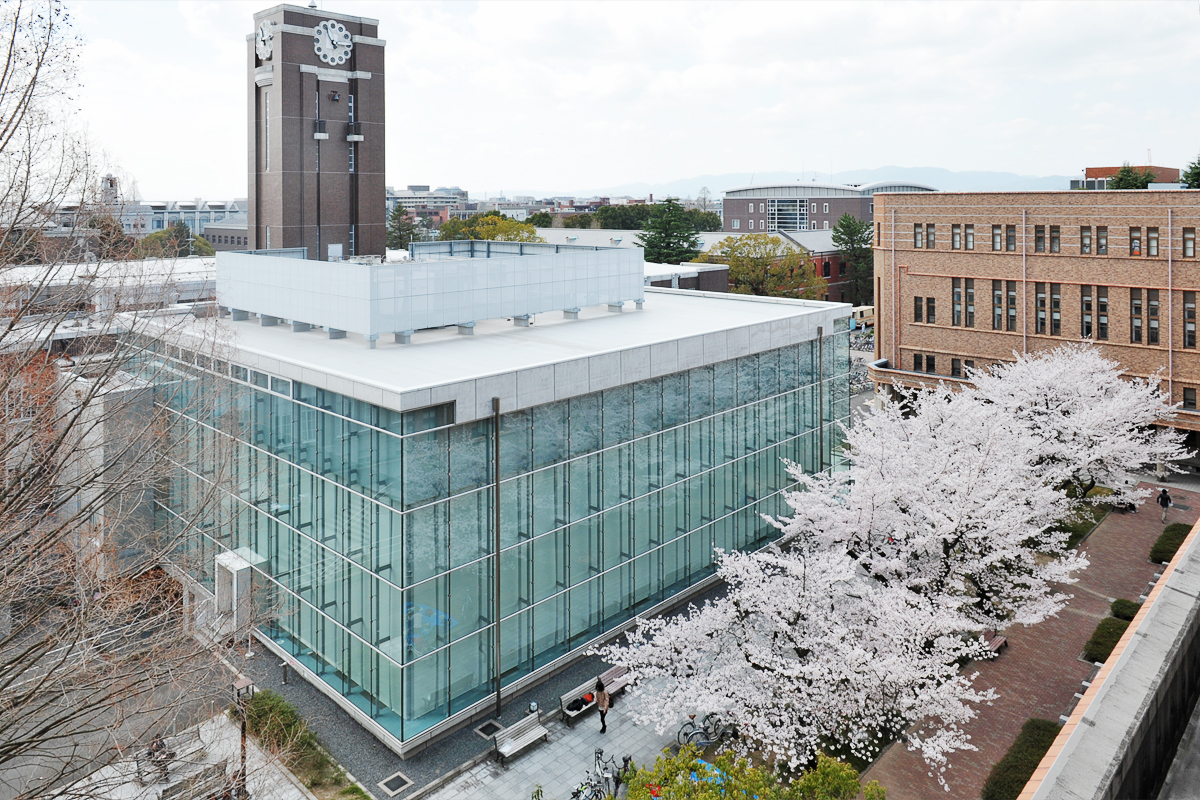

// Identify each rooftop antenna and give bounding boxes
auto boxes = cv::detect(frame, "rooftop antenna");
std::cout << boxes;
[308,0,317,8]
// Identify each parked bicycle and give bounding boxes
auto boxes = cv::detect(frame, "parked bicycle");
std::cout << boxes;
[676,713,736,748]
[571,748,633,799]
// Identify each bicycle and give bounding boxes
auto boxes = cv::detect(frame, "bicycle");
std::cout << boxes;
[571,748,633,799]
[676,712,736,748]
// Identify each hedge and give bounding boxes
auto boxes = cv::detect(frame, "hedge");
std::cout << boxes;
[1150,522,1192,563]
[1083,616,1130,663]
[1110,599,1140,622]
[981,718,1061,800]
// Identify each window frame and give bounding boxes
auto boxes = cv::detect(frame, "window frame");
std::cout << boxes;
[965,224,974,250]
[952,224,961,250]
[1081,226,1092,254]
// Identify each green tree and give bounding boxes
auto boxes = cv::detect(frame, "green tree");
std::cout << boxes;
[624,745,885,800]
[386,203,419,250]
[1106,162,1158,190]
[637,198,701,264]
[699,233,828,299]
[132,220,213,258]
[686,208,723,232]
[831,212,873,305]
[562,213,593,229]
[526,211,553,227]
[595,204,654,230]
[1181,154,1200,189]
[437,210,544,242]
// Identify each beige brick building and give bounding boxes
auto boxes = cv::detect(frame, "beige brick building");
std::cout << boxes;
[869,190,1200,438]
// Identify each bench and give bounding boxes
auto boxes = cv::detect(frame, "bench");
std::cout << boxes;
[559,666,632,725]
[135,728,207,786]
[982,629,1008,654]
[494,713,548,764]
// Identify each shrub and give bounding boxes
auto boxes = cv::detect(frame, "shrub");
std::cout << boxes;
[244,690,333,779]
[981,718,1060,800]
[1150,522,1192,563]
[339,788,371,800]
[1083,616,1130,663]
[1111,599,1140,621]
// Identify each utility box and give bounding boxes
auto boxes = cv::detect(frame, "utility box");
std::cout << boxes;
[214,547,266,636]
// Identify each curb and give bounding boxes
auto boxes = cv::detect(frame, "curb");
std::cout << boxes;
[401,748,496,800]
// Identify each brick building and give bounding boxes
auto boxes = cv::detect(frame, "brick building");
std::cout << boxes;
[869,190,1200,440]
[1069,165,1181,190]
[722,180,935,234]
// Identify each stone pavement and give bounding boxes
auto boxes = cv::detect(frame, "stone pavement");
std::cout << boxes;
[63,712,317,800]
[420,696,677,800]
[862,481,1200,800]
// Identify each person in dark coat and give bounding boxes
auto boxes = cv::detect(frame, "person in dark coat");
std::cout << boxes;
[595,678,610,734]
[1158,488,1173,522]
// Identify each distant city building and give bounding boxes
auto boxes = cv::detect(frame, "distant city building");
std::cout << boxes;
[202,213,250,250]
[248,5,386,258]
[53,177,248,241]
[1070,165,1181,190]
[386,185,470,216]
[722,181,936,234]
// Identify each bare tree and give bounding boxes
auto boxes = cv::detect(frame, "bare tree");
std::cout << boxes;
[0,4,247,797]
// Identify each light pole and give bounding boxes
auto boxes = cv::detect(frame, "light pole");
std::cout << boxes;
[232,677,255,799]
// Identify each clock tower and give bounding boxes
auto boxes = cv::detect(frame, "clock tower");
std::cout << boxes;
[248,5,385,259]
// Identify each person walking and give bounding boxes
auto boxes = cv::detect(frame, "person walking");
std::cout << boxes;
[1158,488,1173,522]
[595,678,610,734]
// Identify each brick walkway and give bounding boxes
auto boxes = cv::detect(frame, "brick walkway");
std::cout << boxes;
[863,482,1200,800]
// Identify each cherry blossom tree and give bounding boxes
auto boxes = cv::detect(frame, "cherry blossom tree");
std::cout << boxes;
[969,343,1188,507]
[602,343,1184,782]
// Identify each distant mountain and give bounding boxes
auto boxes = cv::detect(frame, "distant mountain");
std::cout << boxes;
[498,167,1075,201]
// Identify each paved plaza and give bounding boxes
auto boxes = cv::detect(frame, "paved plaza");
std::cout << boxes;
[420,701,677,800]
[864,479,1200,800]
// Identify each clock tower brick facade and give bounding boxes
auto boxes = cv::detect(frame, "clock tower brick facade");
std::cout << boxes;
[248,5,385,259]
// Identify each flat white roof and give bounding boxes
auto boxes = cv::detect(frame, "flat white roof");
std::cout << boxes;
[188,288,848,423]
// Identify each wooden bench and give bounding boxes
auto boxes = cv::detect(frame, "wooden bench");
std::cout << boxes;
[494,713,548,764]
[982,629,1008,654]
[559,666,632,725]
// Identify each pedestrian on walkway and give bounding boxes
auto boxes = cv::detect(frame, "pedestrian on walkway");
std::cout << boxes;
[595,678,610,734]
[1158,488,1173,522]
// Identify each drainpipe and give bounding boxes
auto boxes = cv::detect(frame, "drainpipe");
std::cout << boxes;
[492,397,502,718]
[1022,209,1028,354]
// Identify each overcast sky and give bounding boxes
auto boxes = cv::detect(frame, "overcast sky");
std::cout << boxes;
[72,0,1200,201]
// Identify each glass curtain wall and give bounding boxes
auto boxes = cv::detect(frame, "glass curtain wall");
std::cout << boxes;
[134,322,851,744]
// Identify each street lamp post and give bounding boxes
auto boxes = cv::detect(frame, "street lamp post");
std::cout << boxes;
[232,677,256,799]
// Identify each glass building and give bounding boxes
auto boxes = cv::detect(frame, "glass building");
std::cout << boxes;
[143,251,851,754]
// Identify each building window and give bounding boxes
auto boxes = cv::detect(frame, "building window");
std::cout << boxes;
[823,220,829,230]
[760,203,765,213]
[732,219,740,230]
[823,203,829,213]
[748,203,754,213]
[1186,228,1196,257]
[1050,225,1060,253]
[839,260,846,276]
[870,203,874,213]
[964,359,975,373]
[953,278,962,326]
[264,91,270,171]
[1081,285,1093,338]
[965,224,974,250]
[914,296,923,323]
[1149,289,1160,344]
[1130,227,1142,256]
[1097,286,1108,340]
[1148,227,1159,257]
[875,222,880,245]
[1186,388,1197,410]
[1186,291,1196,348]
[992,225,1002,251]
[1006,225,1017,251]
[811,203,817,213]
[951,358,962,378]
[992,280,1003,330]
[762,219,767,229]
[1097,226,1108,255]
[952,224,961,250]
[914,224,923,248]
[349,224,356,257]
[925,355,936,374]
[926,224,935,249]
[926,297,936,324]
[348,142,355,173]
[1081,226,1092,254]
[1035,225,1045,252]
[1007,280,1017,332]
[1050,283,1061,335]
[1131,289,1143,343]
[913,353,923,372]
[1036,282,1046,334]
[822,260,831,278]
[748,220,754,230]
[965,278,975,327]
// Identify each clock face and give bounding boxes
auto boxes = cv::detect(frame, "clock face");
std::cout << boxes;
[314,20,353,65]
[255,21,274,60]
